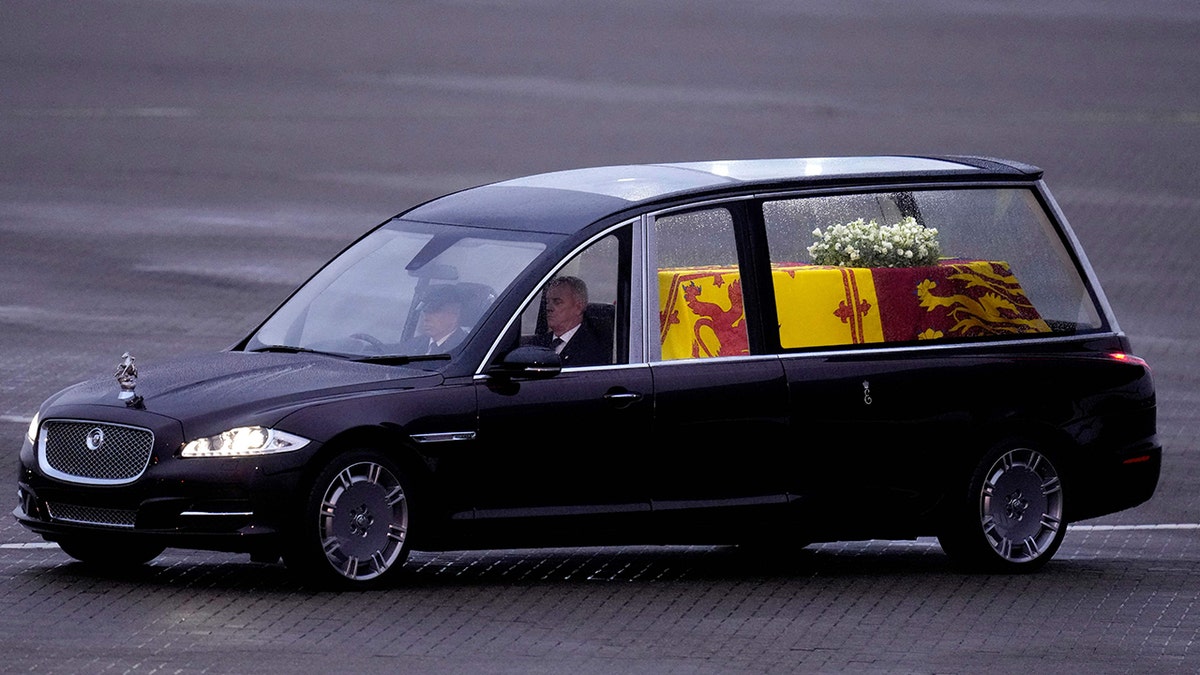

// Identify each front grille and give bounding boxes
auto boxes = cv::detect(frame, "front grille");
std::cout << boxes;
[39,420,154,485]
[46,502,137,528]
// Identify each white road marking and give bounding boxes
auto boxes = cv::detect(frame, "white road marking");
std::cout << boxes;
[1073,523,1200,531]
[1,543,59,549]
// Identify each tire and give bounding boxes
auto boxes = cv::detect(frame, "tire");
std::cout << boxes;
[285,450,412,589]
[57,536,165,567]
[938,441,1066,573]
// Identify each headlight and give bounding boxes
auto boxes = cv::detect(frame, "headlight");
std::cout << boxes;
[181,426,310,458]
[26,412,40,445]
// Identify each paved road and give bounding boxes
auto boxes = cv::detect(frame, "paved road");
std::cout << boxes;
[1,1,1198,672]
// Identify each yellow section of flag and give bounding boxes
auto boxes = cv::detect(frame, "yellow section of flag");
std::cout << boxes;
[774,265,883,348]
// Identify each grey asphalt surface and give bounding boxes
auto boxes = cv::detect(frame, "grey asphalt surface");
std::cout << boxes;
[2,1,1198,672]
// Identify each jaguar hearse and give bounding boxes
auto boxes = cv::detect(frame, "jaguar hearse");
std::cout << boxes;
[16,156,1161,588]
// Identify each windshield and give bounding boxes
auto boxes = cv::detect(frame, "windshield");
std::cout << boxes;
[246,219,549,359]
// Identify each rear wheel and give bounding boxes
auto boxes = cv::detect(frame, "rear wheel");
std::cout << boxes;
[938,441,1066,573]
[285,450,412,589]
[57,537,165,567]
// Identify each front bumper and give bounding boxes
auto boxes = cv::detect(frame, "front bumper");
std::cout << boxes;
[15,418,315,555]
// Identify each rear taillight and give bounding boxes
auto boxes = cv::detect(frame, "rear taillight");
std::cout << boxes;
[1109,352,1150,370]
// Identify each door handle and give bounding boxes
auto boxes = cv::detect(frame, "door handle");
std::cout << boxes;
[603,390,643,409]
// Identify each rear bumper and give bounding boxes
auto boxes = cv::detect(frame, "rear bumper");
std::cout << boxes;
[1068,436,1162,522]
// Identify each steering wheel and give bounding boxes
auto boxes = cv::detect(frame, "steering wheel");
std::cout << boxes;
[349,333,386,351]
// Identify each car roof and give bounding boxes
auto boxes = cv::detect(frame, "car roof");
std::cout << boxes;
[399,155,1043,235]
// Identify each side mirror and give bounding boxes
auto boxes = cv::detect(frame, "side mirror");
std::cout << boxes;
[489,346,562,379]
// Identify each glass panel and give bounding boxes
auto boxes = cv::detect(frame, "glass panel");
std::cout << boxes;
[248,220,547,358]
[763,188,1102,349]
[653,208,749,360]
[518,230,625,367]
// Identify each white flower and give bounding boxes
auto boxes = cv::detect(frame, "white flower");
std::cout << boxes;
[808,216,941,267]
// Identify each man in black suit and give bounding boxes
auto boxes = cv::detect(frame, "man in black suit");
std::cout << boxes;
[530,276,610,367]
[405,285,469,354]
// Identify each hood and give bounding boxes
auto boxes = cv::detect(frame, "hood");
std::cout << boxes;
[43,351,443,426]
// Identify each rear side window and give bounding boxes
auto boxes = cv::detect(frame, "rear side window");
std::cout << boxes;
[652,208,750,360]
[762,188,1102,350]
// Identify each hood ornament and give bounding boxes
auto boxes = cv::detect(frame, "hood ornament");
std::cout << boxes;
[115,352,143,407]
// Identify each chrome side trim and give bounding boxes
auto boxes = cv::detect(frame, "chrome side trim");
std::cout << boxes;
[179,511,255,518]
[410,431,477,444]
[474,362,652,382]
[770,330,1116,362]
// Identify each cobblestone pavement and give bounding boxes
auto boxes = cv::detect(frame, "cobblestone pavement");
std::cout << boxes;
[2,524,1199,674]
[3,0,1199,673]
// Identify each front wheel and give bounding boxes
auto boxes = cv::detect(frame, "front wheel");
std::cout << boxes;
[938,442,1066,573]
[285,450,413,589]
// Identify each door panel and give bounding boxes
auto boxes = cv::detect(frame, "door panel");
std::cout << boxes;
[649,357,791,540]
[473,365,654,521]
[781,352,973,538]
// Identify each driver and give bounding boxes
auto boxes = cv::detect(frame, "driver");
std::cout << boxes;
[407,286,468,354]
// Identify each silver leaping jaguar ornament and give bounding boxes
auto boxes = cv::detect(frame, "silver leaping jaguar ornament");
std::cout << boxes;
[115,352,139,404]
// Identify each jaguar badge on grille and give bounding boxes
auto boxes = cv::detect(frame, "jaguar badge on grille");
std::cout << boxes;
[84,427,105,451]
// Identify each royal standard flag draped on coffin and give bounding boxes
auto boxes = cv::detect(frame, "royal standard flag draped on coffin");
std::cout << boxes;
[658,260,1051,359]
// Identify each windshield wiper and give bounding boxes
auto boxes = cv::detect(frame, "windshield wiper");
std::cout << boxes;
[353,353,453,365]
[250,345,451,365]
[249,345,346,358]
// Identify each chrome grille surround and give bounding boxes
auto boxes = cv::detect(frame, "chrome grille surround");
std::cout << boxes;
[38,419,154,486]
[45,502,137,528]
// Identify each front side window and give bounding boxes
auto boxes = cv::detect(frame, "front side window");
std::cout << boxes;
[515,228,628,367]
[763,188,1102,350]
[247,220,548,359]
[652,208,749,360]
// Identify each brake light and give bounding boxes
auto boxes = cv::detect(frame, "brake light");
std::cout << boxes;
[1109,352,1149,369]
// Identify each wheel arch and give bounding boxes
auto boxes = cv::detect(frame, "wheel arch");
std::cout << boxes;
[939,413,1084,523]
[935,416,1075,572]
[296,424,442,545]
[308,423,432,474]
